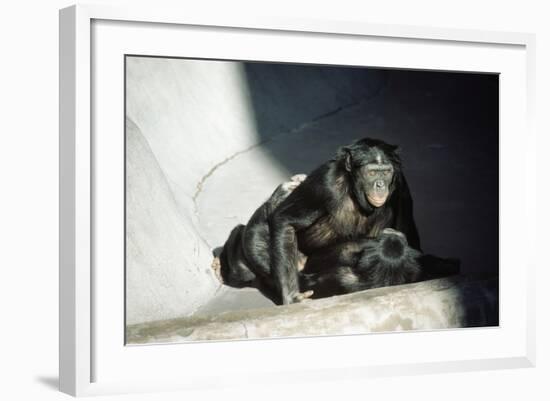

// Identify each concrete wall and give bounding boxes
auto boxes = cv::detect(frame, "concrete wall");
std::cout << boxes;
[125,56,387,324]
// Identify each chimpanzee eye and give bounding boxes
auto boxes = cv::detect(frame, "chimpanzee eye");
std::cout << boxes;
[368,171,377,177]
[383,170,391,176]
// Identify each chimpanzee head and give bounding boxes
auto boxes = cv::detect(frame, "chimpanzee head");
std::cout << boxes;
[356,228,423,286]
[338,138,401,213]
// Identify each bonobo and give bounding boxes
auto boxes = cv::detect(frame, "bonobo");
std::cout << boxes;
[215,138,460,305]
[299,228,423,299]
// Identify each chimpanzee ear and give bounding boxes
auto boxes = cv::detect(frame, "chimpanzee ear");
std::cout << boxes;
[336,145,354,172]
[344,148,353,172]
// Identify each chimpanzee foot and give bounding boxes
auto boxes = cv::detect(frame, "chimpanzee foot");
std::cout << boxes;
[293,290,314,302]
[211,256,223,283]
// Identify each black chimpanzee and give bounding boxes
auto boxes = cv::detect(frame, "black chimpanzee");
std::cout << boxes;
[215,138,459,305]
[298,228,423,299]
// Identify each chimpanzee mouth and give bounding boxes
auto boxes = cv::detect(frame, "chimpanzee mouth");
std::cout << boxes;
[367,193,388,207]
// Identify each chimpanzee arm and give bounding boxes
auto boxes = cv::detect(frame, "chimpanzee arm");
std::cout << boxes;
[268,196,324,305]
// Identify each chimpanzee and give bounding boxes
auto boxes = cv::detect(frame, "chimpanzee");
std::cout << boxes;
[298,228,423,299]
[215,138,460,305]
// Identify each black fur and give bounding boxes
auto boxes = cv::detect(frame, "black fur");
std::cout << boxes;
[299,230,423,298]
[218,138,460,305]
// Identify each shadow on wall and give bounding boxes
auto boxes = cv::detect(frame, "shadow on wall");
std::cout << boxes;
[242,62,388,144]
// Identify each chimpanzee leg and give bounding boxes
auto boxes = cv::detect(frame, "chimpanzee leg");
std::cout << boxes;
[243,174,308,275]
[229,174,309,304]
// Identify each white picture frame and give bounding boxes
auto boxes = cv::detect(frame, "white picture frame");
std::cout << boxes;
[59,4,536,397]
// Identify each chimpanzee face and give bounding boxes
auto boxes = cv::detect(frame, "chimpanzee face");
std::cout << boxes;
[361,152,394,207]
[347,146,395,209]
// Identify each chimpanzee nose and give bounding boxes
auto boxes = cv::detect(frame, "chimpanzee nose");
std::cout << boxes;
[375,180,385,189]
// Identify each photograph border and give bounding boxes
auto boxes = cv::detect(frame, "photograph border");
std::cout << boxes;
[59,4,536,396]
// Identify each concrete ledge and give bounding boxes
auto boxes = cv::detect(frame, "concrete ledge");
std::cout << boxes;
[126,276,498,344]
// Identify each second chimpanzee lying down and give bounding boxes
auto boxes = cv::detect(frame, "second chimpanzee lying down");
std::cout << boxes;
[214,138,460,304]
[298,228,423,299]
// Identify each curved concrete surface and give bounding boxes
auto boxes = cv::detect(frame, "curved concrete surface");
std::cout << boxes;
[125,57,387,324]
[126,118,219,324]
